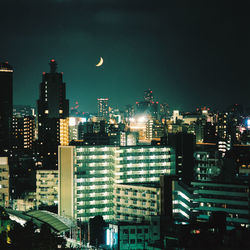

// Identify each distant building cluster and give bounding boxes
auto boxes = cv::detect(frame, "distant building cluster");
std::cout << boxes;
[0,60,249,249]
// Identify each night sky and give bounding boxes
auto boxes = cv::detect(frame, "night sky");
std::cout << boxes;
[1,0,249,113]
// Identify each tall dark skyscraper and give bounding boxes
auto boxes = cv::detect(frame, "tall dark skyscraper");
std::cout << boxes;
[37,59,69,168]
[0,62,13,156]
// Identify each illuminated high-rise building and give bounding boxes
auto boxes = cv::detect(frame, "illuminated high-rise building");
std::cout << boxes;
[97,98,109,121]
[216,113,228,140]
[60,118,69,146]
[146,119,153,140]
[0,62,13,155]
[12,116,35,151]
[124,104,134,121]
[68,116,86,141]
[58,145,175,222]
[36,169,58,208]
[37,60,69,168]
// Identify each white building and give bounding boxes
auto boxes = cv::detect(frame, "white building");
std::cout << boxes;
[36,170,58,208]
[58,145,175,222]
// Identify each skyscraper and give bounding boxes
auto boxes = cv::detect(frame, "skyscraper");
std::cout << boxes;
[136,89,159,120]
[0,62,13,156]
[37,59,69,168]
[58,145,175,222]
[97,98,109,121]
[12,116,35,151]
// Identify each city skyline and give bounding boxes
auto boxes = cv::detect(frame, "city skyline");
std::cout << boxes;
[0,1,249,245]
[1,0,249,113]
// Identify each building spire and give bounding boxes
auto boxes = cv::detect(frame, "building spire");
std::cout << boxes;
[49,59,57,73]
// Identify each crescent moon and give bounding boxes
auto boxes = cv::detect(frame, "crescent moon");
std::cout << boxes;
[96,57,104,67]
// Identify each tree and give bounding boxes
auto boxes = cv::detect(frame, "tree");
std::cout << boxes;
[8,220,66,250]
[89,215,106,247]
[34,223,66,250]
[8,220,37,250]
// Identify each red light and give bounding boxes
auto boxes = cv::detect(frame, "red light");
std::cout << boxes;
[51,59,55,62]
[43,72,45,75]
[76,101,78,104]
[156,102,159,104]
[5,61,8,64]
[150,91,152,93]
[136,102,139,104]
[195,230,200,234]
[82,112,85,114]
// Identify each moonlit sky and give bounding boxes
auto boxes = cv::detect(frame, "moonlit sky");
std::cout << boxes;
[1,0,249,113]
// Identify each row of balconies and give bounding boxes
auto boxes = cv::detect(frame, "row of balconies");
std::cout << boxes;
[76,194,114,200]
[116,198,157,208]
[116,214,145,223]
[36,181,58,186]
[37,192,57,197]
[0,179,8,186]
[116,206,157,216]
[76,208,113,217]
[116,190,157,199]
[37,173,58,178]
[36,188,57,193]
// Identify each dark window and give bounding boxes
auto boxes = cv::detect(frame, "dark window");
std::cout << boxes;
[137,229,142,234]
[130,229,135,234]
[130,239,135,244]
[123,229,128,234]
[144,228,148,233]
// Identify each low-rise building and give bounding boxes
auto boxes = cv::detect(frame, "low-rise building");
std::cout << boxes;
[194,151,221,181]
[0,157,9,207]
[12,192,36,211]
[36,170,58,208]
[107,216,161,250]
[114,183,160,222]
[191,181,249,228]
